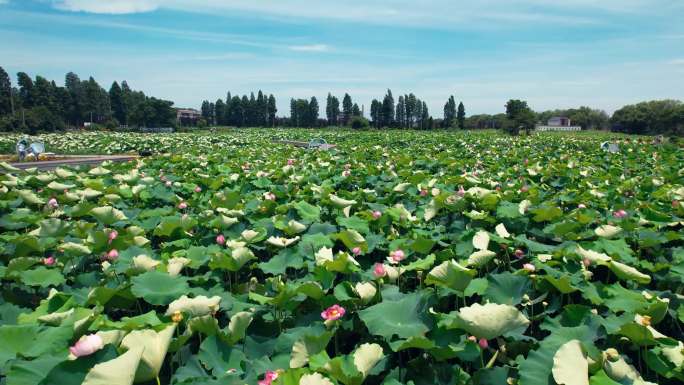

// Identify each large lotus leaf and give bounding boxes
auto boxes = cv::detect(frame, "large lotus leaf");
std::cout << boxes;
[16,190,45,205]
[82,346,144,385]
[165,295,221,317]
[608,261,651,284]
[449,303,529,339]
[336,229,367,250]
[47,181,76,191]
[552,340,589,385]
[131,271,190,305]
[90,206,128,225]
[19,267,65,287]
[595,225,622,238]
[425,260,475,292]
[60,242,92,256]
[294,200,321,222]
[358,291,432,340]
[120,324,176,382]
[329,195,357,208]
[300,373,335,385]
[467,250,496,267]
[5,355,65,385]
[484,272,532,305]
[472,231,490,251]
[291,331,333,368]
[224,311,253,345]
[197,334,246,376]
[209,247,255,271]
[29,218,71,237]
[353,343,384,377]
[576,246,611,265]
[603,350,656,385]
[39,345,119,385]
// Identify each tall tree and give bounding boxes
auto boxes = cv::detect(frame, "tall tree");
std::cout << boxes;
[309,96,319,127]
[505,99,535,135]
[201,100,212,121]
[215,99,226,125]
[421,101,429,130]
[352,103,361,117]
[342,93,353,125]
[267,94,277,127]
[0,66,13,115]
[17,72,34,109]
[257,90,267,126]
[381,89,395,127]
[443,96,456,128]
[109,81,126,124]
[370,99,381,128]
[396,96,406,129]
[457,101,466,130]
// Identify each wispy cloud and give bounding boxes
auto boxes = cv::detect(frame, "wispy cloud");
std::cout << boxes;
[52,0,160,14]
[668,58,684,65]
[288,44,329,52]
[0,0,9,5]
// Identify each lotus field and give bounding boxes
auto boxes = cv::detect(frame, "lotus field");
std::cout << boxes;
[1,130,684,385]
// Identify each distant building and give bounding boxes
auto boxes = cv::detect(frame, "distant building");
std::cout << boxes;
[536,116,582,132]
[176,108,201,126]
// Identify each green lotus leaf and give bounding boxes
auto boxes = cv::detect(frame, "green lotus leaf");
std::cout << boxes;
[88,166,111,176]
[608,261,651,284]
[131,271,190,305]
[329,194,357,208]
[120,324,176,382]
[82,346,144,385]
[393,182,412,192]
[19,267,65,287]
[449,303,529,339]
[467,250,496,267]
[595,225,622,238]
[358,291,431,340]
[165,295,221,317]
[224,311,253,345]
[47,181,76,191]
[603,349,656,385]
[90,206,128,225]
[294,200,321,222]
[17,189,45,205]
[197,334,246,376]
[425,260,475,292]
[291,331,333,368]
[552,340,589,385]
[132,254,160,272]
[29,218,71,237]
[300,373,335,385]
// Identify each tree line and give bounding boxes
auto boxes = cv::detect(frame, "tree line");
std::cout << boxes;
[0,66,176,133]
[1,65,682,135]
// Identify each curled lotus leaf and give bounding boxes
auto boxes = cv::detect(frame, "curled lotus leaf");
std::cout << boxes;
[165,295,221,317]
[450,303,530,339]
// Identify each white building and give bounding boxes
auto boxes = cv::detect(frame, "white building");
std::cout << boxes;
[536,116,582,132]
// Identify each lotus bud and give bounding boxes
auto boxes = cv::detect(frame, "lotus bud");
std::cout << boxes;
[514,249,525,258]
[523,263,536,272]
[216,234,226,246]
[106,249,119,261]
[352,247,361,256]
[287,159,295,166]
[372,210,382,220]
[578,203,586,209]
[43,256,56,266]
[195,186,202,193]
[373,263,386,278]
[178,201,188,210]
[520,185,529,193]
[171,311,183,323]
[108,229,118,243]
[389,249,406,264]
[478,338,489,349]
[69,334,104,357]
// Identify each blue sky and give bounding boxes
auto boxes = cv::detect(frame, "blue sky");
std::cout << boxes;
[1,0,683,116]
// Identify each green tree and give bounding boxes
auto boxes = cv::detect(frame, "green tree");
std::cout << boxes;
[214,99,225,125]
[370,99,381,128]
[457,101,466,129]
[17,72,34,109]
[0,67,13,116]
[309,96,319,127]
[504,99,536,135]
[443,96,456,128]
[381,89,395,127]
[352,103,361,117]
[267,94,277,127]
[396,96,406,128]
[109,81,125,125]
[611,100,683,136]
[342,93,353,125]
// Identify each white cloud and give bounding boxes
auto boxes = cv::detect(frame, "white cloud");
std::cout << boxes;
[0,0,8,4]
[53,0,160,14]
[288,44,329,52]
[668,58,684,65]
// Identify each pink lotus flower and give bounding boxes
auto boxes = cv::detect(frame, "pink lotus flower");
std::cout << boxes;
[47,198,59,209]
[514,249,525,259]
[106,249,119,261]
[612,209,627,219]
[69,334,104,357]
[194,186,202,193]
[43,256,55,266]
[457,186,466,197]
[321,304,346,322]
[420,189,428,197]
[108,230,118,244]
[352,247,361,255]
[178,202,188,210]
[258,371,279,385]
[578,204,586,209]
[287,159,295,166]
[372,210,382,220]
[478,338,489,349]
[216,234,226,246]
[520,185,529,193]
[264,192,276,201]
[523,263,536,273]
[373,263,386,278]
[389,249,405,264]
[582,257,592,268]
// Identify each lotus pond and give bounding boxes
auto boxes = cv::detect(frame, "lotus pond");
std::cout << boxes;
[0,130,683,385]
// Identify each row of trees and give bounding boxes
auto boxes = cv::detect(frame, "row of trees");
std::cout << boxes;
[200,91,277,127]
[611,100,683,136]
[0,66,176,133]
